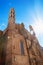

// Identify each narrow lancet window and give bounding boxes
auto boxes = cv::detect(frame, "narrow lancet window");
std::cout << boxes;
[20,41,24,55]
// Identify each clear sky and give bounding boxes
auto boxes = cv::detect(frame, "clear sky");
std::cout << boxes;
[0,0,43,47]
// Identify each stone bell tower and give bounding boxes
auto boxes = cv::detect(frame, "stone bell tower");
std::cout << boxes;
[5,8,16,65]
[7,8,16,32]
[8,8,15,30]
[8,8,15,24]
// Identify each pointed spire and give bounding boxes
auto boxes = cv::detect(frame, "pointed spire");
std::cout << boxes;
[8,8,15,24]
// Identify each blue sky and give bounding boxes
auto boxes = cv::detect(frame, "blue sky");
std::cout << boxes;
[0,0,43,47]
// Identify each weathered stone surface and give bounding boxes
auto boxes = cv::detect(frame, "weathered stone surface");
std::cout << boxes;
[0,8,43,65]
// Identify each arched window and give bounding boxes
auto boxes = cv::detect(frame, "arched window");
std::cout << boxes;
[20,41,24,55]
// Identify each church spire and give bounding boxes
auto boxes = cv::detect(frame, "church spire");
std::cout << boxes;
[8,8,15,24]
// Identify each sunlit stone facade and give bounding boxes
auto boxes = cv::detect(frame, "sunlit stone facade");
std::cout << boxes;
[0,8,43,65]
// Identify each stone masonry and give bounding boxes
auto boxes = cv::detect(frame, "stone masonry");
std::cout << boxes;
[0,8,43,65]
